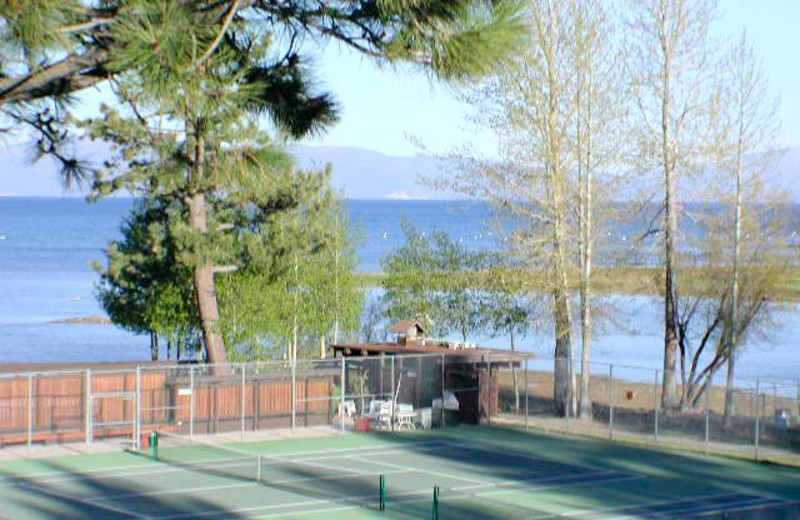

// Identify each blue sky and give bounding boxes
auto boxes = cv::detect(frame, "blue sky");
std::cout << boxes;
[303,0,800,157]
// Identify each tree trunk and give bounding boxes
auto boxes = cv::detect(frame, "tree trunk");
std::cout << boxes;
[725,111,745,424]
[511,329,520,413]
[661,42,679,411]
[544,7,575,419]
[553,287,574,417]
[187,190,229,366]
[150,332,159,361]
[578,241,593,418]
[578,83,593,420]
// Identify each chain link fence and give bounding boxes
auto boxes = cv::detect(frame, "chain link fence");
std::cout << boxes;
[491,357,800,465]
[0,353,489,452]
[2,354,797,465]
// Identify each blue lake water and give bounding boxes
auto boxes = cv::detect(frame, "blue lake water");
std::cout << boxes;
[0,197,797,384]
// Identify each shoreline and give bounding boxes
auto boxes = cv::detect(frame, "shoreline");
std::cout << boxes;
[357,265,800,302]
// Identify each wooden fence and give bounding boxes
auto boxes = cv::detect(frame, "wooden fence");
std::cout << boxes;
[0,366,335,446]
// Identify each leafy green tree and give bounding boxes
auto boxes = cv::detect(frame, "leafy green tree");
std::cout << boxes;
[97,168,359,361]
[481,255,539,412]
[1,0,527,180]
[2,0,526,365]
[94,198,199,360]
[218,197,364,361]
[382,221,486,341]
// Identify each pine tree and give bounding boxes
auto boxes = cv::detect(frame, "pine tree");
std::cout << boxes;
[2,0,526,365]
[1,0,527,172]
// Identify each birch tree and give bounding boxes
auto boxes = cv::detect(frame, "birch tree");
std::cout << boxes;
[627,0,719,410]
[437,1,578,415]
[570,0,626,420]
[436,0,624,417]
[717,33,781,421]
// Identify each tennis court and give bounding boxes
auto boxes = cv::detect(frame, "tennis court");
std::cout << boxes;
[0,426,798,519]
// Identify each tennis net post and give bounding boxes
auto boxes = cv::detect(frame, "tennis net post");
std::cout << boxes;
[380,474,386,510]
[432,485,440,520]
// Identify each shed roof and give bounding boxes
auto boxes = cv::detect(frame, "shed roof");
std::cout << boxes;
[389,320,426,334]
[330,342,532,366]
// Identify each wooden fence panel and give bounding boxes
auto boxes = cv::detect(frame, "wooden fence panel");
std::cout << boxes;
[1,368,334,443]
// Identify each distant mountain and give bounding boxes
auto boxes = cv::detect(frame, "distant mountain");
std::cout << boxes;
[764,147,800,198]
[0,141,455,199]
[292,145,457,200]
[2,140,797,201]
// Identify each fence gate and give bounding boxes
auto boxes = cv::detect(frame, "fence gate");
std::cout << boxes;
[87,391,137,447]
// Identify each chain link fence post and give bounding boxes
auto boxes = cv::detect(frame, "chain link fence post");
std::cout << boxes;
[440,353,445,430]
[85,368,92,449]
[390,356,395,432]
[135,366,141,450]
[292,354,297,431]
[704,382,710,455]
[524,358,529,431]
[608,364,614,440]
[27,374,33,452]
[340,356,346,434]
[654,369,659,444]
[754,380,761,461]
[241,364,246,440]
[487,352,492,426]
[189,365,195,440]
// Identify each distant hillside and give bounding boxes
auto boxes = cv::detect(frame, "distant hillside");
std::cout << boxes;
[2,140,797,201]
[765,147,800,198]
[292,145,457,200]
[0,141,455,199]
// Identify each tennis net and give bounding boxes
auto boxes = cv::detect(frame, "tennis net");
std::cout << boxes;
[153,430,263,483]
[151,431,384,508]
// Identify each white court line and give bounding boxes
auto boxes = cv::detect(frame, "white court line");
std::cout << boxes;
[0,439,450,487]
[431,439,618,474]
[603,496,797,520]
[276,439,452,461]
[0,442,433,489]
[346,454,491,486]
[155,468,645,520]
[451,468,621,492]
[18,482,149,519]
[686,499,799,519]
[0,456,257,488]
[554,492,746,518]
[89,468,415,502]
[248,473,646,520]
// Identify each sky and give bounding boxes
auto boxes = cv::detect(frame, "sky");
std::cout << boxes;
[302,0,800,157]
[2,0,798,197]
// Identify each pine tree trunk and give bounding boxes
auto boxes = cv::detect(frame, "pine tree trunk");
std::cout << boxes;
[188,191,229,366]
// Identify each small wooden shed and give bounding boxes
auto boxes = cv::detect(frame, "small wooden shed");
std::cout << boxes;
[330,340,532,425]
[389,320,426,345]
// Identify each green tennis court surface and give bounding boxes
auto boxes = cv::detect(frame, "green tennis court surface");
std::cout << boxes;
[0,426,798,519]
